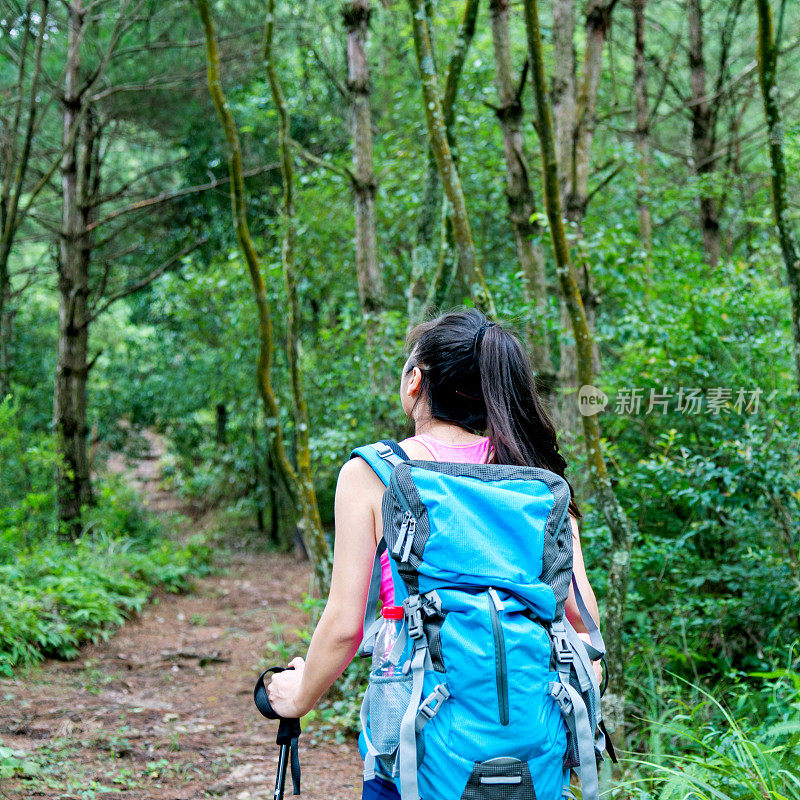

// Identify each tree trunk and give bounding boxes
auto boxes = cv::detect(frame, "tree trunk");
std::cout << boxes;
[632,0,652,254]
[523,0,633,740]
[570,0,615,225]
[342,0,384,316]
[687,0,721,267]
[215,403,227,444]
[0,0,49,398]
[55,0,96,539]
[488,0,553,393]
[551,0,576,205]
[265,0,331,589]
[0,282,13,400]
[196,0,331,591]
[551,0,614,429]
[409,0,480,325]
[755,0,800,394]
[407,0,495,317]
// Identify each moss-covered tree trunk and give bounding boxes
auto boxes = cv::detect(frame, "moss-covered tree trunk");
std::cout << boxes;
[488,0,553,394]
[408,0,480,325]
[407,0,495,317]
[755,0,800,394]
[197,0,331,591]
[550,0,614,426]
[408,0,479,324]
[342,0,384,316]
[523,0,633,739]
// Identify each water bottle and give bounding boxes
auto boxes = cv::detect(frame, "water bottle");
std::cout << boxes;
[372,605,404,677]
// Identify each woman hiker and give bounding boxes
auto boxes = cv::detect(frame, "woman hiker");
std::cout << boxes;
[266,308,603,799]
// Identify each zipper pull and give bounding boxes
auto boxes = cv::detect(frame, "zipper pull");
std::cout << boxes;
[400,517,416,562]
[488,587,504,612]
[391,510,412,557]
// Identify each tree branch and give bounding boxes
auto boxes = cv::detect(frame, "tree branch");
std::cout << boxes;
[85,235,209,324]
[85,163,279,232]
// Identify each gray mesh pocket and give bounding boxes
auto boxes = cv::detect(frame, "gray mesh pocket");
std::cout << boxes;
[367,672,413,773]
[460,757,536,800]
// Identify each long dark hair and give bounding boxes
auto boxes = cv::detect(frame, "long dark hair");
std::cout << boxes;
[406,308,580,518]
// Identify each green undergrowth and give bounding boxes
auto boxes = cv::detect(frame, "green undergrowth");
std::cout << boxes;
[0,523,212,675]
[0,399,214,676]
[616,668,800,798]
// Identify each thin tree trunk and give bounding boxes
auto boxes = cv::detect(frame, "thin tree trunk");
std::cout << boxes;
[342,0,384,316]
[632,0,652,254]
[489,0,553,393]
[215,403,227,444]
[551,0,576,204]
[0,0,49,397]
[687,0,721,267]
[196,0,331,590]
[568,0,615,352]
[755,0,800,394]
[523,0,633,739]
[409,0,480,324]
[551,0,614,429]
[407,0,495,317]
[264,0,331,588]
[54,0,97,539]
[570,0,616,224]
[0,282,13,400]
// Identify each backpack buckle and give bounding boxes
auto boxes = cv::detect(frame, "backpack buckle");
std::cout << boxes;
[373,442,394,459]
[550,622,573,665]
[422,590,442,616]
[555,635,573,664]
[418,684,450,721]
[404,595,425,640]
[549,682,574,716]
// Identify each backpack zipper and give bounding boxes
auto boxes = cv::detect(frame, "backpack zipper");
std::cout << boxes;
[390,480,417,561]
[487,587,509,726]
[391,509,417,561]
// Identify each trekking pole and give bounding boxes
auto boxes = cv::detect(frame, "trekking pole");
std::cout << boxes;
[253,667,302,800]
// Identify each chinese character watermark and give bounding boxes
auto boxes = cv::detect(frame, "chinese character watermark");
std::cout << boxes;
[578,385,769,416]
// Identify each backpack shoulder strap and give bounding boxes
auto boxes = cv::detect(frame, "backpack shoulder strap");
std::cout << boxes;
[350,439,409,486]
[350,440,410,659]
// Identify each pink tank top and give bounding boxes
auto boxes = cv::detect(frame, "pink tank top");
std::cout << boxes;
[378,433,493,606]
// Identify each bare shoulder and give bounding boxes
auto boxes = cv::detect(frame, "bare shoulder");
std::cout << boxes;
[336,455,386,498]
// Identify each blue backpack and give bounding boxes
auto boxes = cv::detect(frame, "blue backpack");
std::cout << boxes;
[351,440,614,800]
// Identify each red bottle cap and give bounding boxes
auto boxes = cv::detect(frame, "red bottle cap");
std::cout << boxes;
[381,605,404,620]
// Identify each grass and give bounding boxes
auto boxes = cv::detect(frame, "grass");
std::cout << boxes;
[618,671,800,799]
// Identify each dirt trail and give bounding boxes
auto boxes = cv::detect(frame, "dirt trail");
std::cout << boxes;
[0,438,362,800]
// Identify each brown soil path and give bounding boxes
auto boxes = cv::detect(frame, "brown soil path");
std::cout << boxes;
[0,437,362,800]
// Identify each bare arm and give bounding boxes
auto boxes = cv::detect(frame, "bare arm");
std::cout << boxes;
[266,457,384,718]
[564,515,601,633]
[564,515,603,682]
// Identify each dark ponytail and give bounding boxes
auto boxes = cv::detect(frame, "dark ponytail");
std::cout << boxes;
[406,308,580,518]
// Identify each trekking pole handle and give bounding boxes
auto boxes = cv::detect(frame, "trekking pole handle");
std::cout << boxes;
[254,666,296,721]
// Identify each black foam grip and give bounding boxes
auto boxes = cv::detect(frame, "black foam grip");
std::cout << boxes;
[290,737,301,794]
